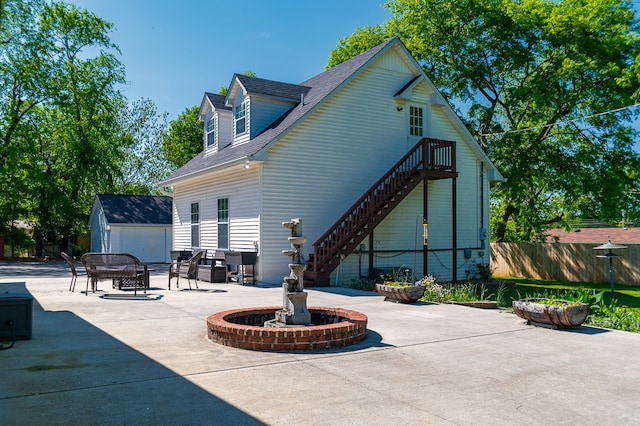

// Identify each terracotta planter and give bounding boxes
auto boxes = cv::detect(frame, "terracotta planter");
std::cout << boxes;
[512,298,589,328]
[375,283,426,303]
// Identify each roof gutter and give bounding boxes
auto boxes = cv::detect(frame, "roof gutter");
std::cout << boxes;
[160,156,255,187]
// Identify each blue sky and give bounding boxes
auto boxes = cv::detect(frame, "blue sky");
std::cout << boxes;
[65,0,392,121]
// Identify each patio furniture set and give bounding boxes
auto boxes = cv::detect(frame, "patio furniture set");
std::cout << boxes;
[61,249,257,295]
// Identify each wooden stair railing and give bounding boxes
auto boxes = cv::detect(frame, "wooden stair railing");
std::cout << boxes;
[306,138,456,286]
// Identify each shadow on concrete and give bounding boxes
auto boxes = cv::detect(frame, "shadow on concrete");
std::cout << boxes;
[99,294,164,301]
[308,286,382,298]
[563,325,611,335]
[0,282,265,424]
[177,288,228,293]
[272,329,390,355]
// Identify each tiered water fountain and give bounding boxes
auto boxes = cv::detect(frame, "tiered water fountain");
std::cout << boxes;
[207,218,368,351]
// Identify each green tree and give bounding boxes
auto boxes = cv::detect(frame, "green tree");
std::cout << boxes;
[163,105,202,168]
[116,98,171,194]
[30,2,127,255]
[0,1,131,255]
[328,0,640,242]
[0,0,46,241]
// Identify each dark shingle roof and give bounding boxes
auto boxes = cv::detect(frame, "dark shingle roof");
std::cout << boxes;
[205,92,231,110]
[163,37,397,184]
[234,74,311,101]
[97,194,172,225]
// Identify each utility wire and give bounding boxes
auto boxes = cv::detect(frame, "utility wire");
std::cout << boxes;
[479,103,640,138]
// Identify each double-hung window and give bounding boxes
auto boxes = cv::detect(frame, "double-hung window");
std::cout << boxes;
[409,106,424,137]
[206,117,216,147]
[234,102,246,135]
[217,198,229,249]
[190,202,200,247]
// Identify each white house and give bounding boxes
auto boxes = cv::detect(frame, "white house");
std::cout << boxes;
[88,194,173,263]
[161,37,503,286]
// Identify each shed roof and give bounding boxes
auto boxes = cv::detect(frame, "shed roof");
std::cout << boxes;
[94,194,172,225]
[545,227,640,244]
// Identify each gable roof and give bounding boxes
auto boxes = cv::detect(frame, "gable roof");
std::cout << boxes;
[205,92,229,110]
[199,92,231,121]
[228,74,311,103]
[92,194,173,225]
[162,38,395,185]
[162,37,502,185]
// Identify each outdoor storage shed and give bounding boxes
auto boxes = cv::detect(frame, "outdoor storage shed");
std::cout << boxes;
[88,194,173,263]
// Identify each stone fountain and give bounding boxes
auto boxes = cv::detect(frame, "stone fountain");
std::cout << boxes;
[268,218,310,327]
[206,218,368,351]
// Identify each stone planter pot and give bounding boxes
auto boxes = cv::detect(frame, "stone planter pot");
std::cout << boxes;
[512,298,589,329]
[375,283,426,303]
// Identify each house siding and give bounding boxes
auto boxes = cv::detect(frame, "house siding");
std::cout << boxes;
[249,97,296,139]
[204,110,234,155]
[167,38,499,285]
[257,52,489,284]
[258,54,431,283]
[172,164,260,260]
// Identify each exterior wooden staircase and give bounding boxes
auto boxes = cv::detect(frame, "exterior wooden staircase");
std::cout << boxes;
[305,137,457,286]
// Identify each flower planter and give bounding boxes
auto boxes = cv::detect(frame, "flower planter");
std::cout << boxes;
[375,283,426,303]
[512,298,589,328]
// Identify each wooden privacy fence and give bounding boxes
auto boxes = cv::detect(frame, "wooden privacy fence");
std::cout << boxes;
[491,242,640,286]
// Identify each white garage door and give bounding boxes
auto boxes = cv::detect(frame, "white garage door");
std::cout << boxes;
[119,227,170,263]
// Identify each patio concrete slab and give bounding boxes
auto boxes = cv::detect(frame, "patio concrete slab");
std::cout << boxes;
[1,261,640,425]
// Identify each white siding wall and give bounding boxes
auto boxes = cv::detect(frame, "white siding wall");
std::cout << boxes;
[249,97,296,139]
[172,44,492,284]
[259,53,423,284]
[172,164,260,263]
[218,110,233,149]
[204,110,234,156]
[258,50,489,284]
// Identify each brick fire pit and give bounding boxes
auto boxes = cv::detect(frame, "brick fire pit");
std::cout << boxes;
[207,306,368,351]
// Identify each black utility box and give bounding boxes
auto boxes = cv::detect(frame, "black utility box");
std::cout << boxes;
[0,292,33,340]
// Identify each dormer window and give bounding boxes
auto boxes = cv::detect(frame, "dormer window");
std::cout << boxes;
[206,117,216,147]
[234,102,246,135]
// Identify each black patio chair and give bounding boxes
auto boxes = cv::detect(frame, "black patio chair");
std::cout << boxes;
[61,251,86,292]
[168,250,205,290]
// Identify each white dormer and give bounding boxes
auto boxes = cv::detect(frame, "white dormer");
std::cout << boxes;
[198,93,232,155]
[225,74,311,146]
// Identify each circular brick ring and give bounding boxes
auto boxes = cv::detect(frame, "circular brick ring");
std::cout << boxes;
[207,306,368,351]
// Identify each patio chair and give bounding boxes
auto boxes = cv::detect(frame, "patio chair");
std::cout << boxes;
[61,252,86,292]
[168,250,205,290]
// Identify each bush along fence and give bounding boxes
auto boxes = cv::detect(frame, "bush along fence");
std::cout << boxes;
[491,242,640,286]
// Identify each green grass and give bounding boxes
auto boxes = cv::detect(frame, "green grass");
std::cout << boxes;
[495,276,640,316]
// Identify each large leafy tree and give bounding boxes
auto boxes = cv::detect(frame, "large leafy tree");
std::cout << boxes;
[163,105,202,168]
[328,0,640,242]
[26,1,127,255]
[0,0,172,256]
[116,98,171,194]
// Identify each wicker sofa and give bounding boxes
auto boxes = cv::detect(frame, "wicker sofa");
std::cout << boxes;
[80,252,149,296]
